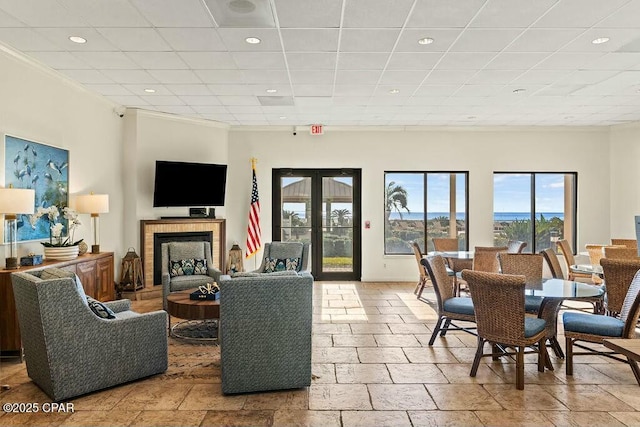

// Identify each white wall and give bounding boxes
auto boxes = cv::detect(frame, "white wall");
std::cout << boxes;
[609,124,640,239]
[227,127,611,281]
[0,48,124,267]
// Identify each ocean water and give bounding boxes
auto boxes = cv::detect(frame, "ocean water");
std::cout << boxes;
[388,212,564,221]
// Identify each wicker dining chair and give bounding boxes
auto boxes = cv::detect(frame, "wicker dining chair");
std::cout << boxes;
[563,269,640,385]
[507,240,528,254]
[611,239,638,250]
[411,241,428,299]
[498,253,544,313]
[604,246,639,260]
[461,270,548,390]
[600,258,640,316]
[433,237,472,295]
[557,239,593,283]
[421,256,476,345]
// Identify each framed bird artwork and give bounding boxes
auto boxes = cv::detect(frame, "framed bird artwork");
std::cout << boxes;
[4,134,69,242]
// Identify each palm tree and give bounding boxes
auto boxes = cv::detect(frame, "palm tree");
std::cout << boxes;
[385,181,410,222]
[331,208,351,226]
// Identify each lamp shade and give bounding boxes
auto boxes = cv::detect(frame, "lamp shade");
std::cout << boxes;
[75,194,109,214]
[0,188,35,214]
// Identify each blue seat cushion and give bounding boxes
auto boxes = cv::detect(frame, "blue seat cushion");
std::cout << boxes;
[525,295,543,313]
[443,297,474,316]
[524,317,546,338]
[563,312,624,337]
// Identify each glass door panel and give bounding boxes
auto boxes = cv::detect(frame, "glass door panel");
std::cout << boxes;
[280,177,312,244]
[322,176,353,273]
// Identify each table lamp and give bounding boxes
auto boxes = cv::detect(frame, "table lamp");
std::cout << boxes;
[0,186,35,269]
[75,193,109,254]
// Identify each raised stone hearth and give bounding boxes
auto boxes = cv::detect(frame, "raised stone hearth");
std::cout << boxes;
[140,218,226,288]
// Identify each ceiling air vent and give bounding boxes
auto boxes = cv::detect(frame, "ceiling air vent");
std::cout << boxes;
[258,96,294,106]
[204,0,275,28]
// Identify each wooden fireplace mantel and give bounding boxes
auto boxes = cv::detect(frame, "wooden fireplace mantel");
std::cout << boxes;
[140,218,226,288]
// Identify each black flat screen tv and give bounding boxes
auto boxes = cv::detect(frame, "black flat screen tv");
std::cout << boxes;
[153,160,227,207]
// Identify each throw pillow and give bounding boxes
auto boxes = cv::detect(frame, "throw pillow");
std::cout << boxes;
[264,257,300,273]
[86,296,115,319]
[169,259,208,277]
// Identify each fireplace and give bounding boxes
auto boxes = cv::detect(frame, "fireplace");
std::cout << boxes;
[140,219,226,288]
[153,231,213,287]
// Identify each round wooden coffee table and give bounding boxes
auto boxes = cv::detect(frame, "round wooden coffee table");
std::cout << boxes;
[166,288,220,342]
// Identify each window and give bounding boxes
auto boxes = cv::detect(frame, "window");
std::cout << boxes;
[384,172,468,255]
[493,173,577,253]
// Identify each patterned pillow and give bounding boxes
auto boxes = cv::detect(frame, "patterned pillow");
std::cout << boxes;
[86,296,115,319]
[264,257,300,273]
[170,259,208,277]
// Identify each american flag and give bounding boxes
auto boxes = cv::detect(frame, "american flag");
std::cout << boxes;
[245,161,261,258]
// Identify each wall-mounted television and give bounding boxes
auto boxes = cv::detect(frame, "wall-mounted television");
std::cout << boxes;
[153,160,227,207]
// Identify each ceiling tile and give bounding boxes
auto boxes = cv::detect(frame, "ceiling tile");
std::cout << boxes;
[413,85,461,97]
[436,52,495,70]
[343,0,414,28]
[582,53,640,70]
[0,28,60,51]
[73,51,140,69]
[450,29,524,52]
[100,69,158,84]
[156,28,226,51]
[28,51,91,69]
[290,69,334,85]
[386,52,441,70]
[335,70,382,85]
[598,0,640,27]
[534,52,605,70]
[123,84,174,96]
[423,70,476,84]
[293,85,333,96]
[227,106,263,114]
[467,69,524,84]
[485,52,551,70]
[240,69,289,84]
[204,0,275,28]
[286,53,336,70]
[58,0,150,27]
[512,69,572,84]
[555,70,619,85]
[195,69,245,84]
[96,28,171,51]
[154,105,196,115]
[380,70,428,84]
[59,69,113,84]
[231,51,286,69]
[83,84,132,96]
[338,53,389,70]
[561,29,640,53]
[470,0,557,28]
[340,29,400,52]
[131,0,214,27]
[505,29,585,52]
[217,95,260,105]
[104,95,148,105]
[192,105,229,114]
[167,84,216,96]
[395,29,462,52]
[0,8,24,26]
[407,0,485,27]
[333,85,376,96]
[147,70,203,84]
[34,28,117,51]
[177,95,221,105]
[0,0,86,26]
[536,0,629,28]
[273,0,342,28]
[281,29,338,52]
[126,52,189,70]
[177,52,236,69]
[333,97,370,106]
[218,28,282,51]
[452,85,502,97]
[248,85,292,96]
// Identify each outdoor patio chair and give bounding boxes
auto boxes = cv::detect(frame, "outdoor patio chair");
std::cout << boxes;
[604,246,639,260]
[507,240,528,254]
[611,239,638,250]
[600,258,640,316]
[557,239,593,283]
[498,253,544,313]
[411,241,428,299]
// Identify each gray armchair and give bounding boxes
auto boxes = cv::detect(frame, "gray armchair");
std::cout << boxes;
[11,268,168,401]
[162,241,222,310]
[218,271,313,394]
[251,241,311,273]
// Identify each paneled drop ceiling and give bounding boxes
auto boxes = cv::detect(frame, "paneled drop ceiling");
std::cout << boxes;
[1,0,640,126]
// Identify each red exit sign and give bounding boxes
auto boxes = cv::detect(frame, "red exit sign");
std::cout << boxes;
[310,124,324,135]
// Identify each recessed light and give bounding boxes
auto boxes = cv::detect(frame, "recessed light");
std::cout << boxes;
[144,88,156,93]
[245,37,261,44]
[389,89,400,94]
[513,88,526,93]
[279,116,287,119]
[69,36,86,44]
[228,0,256,13]
[266,89,277,93]
[467,116,476,119]
[418,37,434,45]
[591,37,610,45]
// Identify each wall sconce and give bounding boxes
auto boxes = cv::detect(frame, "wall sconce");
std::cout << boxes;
[0,186,35,269]
[75,193,109,254]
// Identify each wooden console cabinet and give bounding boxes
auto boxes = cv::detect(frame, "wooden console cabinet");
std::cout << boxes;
[0,252,115,358]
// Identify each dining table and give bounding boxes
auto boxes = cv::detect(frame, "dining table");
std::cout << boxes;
[427,250,474,260]
[570,263,604,278]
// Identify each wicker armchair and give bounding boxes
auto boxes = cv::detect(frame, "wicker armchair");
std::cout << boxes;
[411,241,428,299]
[162,241,222,310]
[563,269,640,384]
[507,240,528,254]
[557,239,592,283]
[461,270,548,390]
[604,246,639,260]
[218,271,313,394]
[421,256,476,345]
[600,258,640,316]
[498,253,544,313]
[611,238,638,250]
[432,237,472,272]
[11,268,168,401]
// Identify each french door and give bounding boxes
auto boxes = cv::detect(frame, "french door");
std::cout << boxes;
[273,169,361,281]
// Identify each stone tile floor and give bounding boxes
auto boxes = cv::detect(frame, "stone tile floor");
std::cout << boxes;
[1,281,640,426]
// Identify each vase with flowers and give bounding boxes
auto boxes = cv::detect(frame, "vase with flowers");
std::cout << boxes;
[30,205,83,260]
